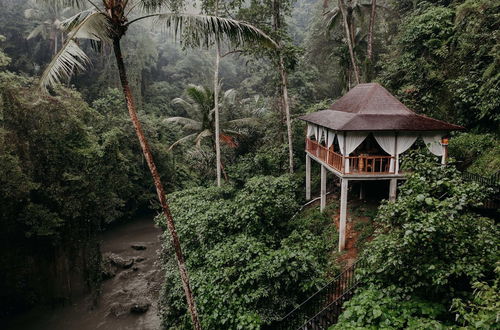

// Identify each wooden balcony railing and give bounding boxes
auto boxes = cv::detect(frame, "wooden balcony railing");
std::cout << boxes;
[306,138,396,175]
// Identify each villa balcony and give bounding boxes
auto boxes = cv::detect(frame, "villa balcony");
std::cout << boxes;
[305,138,396,175]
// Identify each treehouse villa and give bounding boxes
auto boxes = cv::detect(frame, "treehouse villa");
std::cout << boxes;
[300,83,463,251]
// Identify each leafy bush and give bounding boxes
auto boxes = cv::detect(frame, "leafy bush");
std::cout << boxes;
[331,286,448,329]
[452,263,500,329]
[227,145,289,185]
[157,175,337,329]
[448,133,496,170]
[361,154,498,300]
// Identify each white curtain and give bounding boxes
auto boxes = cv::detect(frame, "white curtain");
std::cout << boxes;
[395,133,419,173]
[307,124,315,138]
[374,132,419,173]
[422,132,444,156]
[326,130,336,149]
[319,127,326,143]
[374,132,397,172]
[337,132,368,173]
[315,125,321,141]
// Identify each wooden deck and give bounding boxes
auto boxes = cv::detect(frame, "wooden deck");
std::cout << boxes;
[306,138,399,177]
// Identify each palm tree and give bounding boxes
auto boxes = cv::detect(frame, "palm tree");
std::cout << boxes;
[166,85,259,180]
[325,0,388,85]
[38,1,275,328]
[272,0,294,174]
[24,0,73,54]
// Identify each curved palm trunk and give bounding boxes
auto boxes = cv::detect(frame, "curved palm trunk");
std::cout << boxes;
[112,37,202,330]
[338,0,360,85]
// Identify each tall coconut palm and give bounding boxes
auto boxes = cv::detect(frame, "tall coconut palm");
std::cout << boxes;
[38,1,275,328]
[325,0,388,85]
[271,0,294,174]
[213,0,222,187]
[24,0,73,54]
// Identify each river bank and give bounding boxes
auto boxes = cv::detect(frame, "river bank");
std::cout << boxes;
[5,215,163,330]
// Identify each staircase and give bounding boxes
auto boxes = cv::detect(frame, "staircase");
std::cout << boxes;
[463,171,500,214]
[266,259,365,330]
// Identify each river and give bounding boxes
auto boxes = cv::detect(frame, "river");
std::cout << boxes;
[5,215,163,330]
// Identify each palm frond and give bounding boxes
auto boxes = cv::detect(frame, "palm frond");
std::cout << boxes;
[168,132,197,150]
[194,129,212,147]
[171,97,192,109]
[219,133,238,148]
[225,117,260,127]
[324,7,340,31]
[39,10,111,91]
[35,0,87,9]
[163,117,202,130]
[153,13,277,48]
[60,10,110,40]
[139,0,182,13]
[27,25,46,39]
[222,88,237,104]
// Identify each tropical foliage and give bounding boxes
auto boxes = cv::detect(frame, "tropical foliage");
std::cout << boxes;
[336,153,499,327]
[0,0,498,326]
[157,175,338,328]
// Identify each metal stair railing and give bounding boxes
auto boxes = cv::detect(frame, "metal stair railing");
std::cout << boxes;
[462,171,500,211]
[266,258,365,330]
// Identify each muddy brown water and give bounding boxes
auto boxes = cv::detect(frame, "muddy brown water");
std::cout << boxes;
[5,215,163,330]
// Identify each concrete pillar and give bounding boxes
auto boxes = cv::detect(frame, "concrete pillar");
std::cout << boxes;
[389,178,397,202]
[339,179,348,251]
[359,182,365,200]
[320,165,327,212]
[306,154,311,200]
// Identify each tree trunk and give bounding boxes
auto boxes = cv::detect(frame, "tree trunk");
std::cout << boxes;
[112,37,202,330]
[214,2,222,187]
[279,54,294,173]
[365,0,377,82]
[338,0,360,85]
[272,0,294,173]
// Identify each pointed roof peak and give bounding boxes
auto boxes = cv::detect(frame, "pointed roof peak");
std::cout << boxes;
[329,83,414,115]
[299,83,464,131]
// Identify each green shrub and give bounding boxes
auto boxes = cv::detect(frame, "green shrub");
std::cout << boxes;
[157,175,337,329]
[331,286,448,329]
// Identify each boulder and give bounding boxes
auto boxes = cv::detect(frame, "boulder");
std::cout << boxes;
[130,299,151,313]
[105,253,134,269]
[109,302,129,317]
[131,243,147,250]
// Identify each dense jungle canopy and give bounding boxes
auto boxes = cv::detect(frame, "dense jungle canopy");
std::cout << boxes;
[0,0,498,329]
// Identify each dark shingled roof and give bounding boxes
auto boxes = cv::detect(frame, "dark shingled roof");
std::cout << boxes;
[299,83,464,131]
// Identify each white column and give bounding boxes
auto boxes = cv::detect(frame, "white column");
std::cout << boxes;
[389,179,397,202]
[320,165,327,212]
[306,154,311,200]
[339,179,348,251]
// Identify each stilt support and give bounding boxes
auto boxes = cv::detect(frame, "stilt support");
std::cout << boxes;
[389,178,397,202]
[339,179,348,251]
[320,165,326,212]
[306,154,311,200]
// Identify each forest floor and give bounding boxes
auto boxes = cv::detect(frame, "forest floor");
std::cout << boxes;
[334,198,376,268]
[5,215,163,330]
[305,185,379,271]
